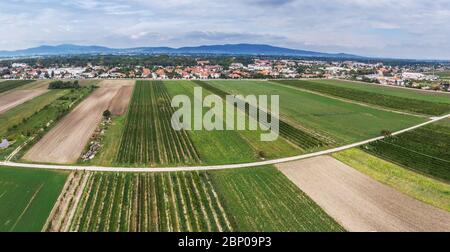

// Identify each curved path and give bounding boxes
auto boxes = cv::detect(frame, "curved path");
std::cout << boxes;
[1,114,449,173]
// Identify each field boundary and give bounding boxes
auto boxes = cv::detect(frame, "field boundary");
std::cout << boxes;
[1,114,449,173]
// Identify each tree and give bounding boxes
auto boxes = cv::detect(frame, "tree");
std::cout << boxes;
[103,110,112,119]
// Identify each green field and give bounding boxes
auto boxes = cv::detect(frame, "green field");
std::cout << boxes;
[65,167,343,232]
[165,80,258,164]
[363,119,450,182]
[210,166,344,232]
[0,90,67,136]
[275,80,450,115]
[0,87,94,161]
[0,167,68,232]
[116,81,200,166]
[303,79,450,104]
[207,80,424,143]
[333,149,450,212]
[193,80,329,150]
[0,80,34,93]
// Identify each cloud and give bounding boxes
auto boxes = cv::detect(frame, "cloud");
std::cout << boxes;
[1,0,450,59]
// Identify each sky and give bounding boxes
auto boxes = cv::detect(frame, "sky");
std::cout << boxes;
[1,0,450,59]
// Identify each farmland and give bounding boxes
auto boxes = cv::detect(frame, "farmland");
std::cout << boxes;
[211,166,344,231]
[0,80,34,93]
[303,79,450,104]
[0,166,68,232]
[0,87,93,161]
[274,79,450,115]
[333,148,450,212]
[0,90,67,136]
[23,81,128,164]
[193,80,329,151]
[164,80,258,164]
[116,81,200,166]
[47,167,343,232]
[363,119,450,182]
[208,80,424,143]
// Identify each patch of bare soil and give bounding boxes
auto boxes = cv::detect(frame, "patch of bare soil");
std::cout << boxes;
[23,83,125,163]
[108,85,134,116]
[0,89,48,114]
[277,156,450,232]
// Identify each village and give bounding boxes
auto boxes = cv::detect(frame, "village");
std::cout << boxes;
[1,58,449,92]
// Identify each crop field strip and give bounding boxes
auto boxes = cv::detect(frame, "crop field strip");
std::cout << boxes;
[0,80,34,93]
[207,80,424,144]
[274,80,450,116]
[61,172,233,232]
[363,120,450,182]
[47,167,343,232]
[116,81,200,165]
[191,80,328,150]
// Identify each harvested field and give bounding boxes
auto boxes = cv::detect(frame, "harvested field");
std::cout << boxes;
[0,89,48,114]
[108,85,134,116]
[23,81,129,164]
[277,156,450,232]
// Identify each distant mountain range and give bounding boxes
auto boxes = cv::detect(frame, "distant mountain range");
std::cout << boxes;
[0,43,363,58]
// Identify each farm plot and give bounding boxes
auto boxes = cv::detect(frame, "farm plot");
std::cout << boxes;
[116,81,200,166]
[23,81,126,164]
[0,90,67,136]
[274,80,450,116]
[210,166,344,232]
[164,80,257,164]
[193,80,329,151]
[209,80,424,143]
[108,85,134,116]
[0,90,48,114]
[50,167,342,232]
[0,80,34,94]
[363,119,450,182]
[277,156,450,232]
[0,166,68,232]
[333,148,450,212]
[306,79,450,104]
[59,172,233,232]
[0,88,91,162]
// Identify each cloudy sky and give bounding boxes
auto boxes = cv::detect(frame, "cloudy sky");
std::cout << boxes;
[1,0,450,59]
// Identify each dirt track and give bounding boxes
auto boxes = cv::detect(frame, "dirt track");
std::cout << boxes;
[0,89,48,114]
[277,156,450,232]
[23,80,134,164]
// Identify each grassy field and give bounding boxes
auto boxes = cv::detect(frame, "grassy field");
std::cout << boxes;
[0,90,68,136]
[116,81,200,166]
[0,87,94,161]
[0,167,68,231]
[63,167,343,232]
[333,149,450,212]
[0,80,34,93]
[275,80,450,115]
[194,80,329,151]
[303,79,450,104]
[363,119,450,182]
[88,115,127,166]
[208,80,424,143]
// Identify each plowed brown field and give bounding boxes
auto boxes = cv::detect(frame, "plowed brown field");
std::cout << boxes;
[277,156,450,232]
